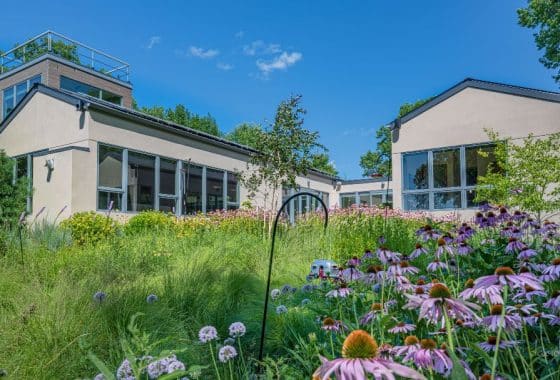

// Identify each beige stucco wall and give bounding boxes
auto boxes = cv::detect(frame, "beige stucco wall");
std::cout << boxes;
[391,87,560,217]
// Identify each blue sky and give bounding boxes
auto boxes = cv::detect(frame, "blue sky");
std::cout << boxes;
[1,1,557,178]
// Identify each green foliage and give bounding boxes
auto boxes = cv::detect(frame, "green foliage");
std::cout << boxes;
[137,103,221,136]
[239,95,326,212]
[518,0,560,83]
[0,150,28,228]
[359,97,432,178]
[60,211,118,245]
[226,123,263,148]
[475,130,560,220]
[310,153,338,176]
[124,211,176,235]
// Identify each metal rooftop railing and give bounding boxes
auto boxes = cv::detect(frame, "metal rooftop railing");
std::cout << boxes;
[0,30,130,82]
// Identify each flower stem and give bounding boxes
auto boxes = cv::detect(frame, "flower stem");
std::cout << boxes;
[228,360,234,380]
[490,285,508,380]
[237,337,247,375]
[209,343,222,380]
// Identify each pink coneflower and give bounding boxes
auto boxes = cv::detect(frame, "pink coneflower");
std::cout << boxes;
[321,317,347,333]
[427,260,448,272]
[377,246,401,264]
[541,258,560,282]
[403,287,430,310]
[341,267,363,282]
[481,304,522,332]
[400,261,419,275]
[505,237,526,253]
[459,279,503,304]
[407,338,452,376]
[543,291,560,311]
[524,312,556,327]
[457,242,472,256]
[517,247,538,260]
[359,303,384,325]
[416,225,440,241]
[347,256,362,267]
[326,287,352,298]
[361,265,385,285]
[512,285,547,302]
[506,303,538,316]
[362,249,374,260]
[392,335,421,359]
[312,330,426,380]
[388,321,416,334]
[410,243,428,259]
[479,336,519,352]
[435,238,454,258]
[418,284,481,325]
[474,266,543,290]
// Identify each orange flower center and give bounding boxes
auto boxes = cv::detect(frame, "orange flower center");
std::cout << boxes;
[490,304,503,315]
[342,330,378,359]
[429,283,451,299]
[323,317,336,327]
[420,338,437,350]
[404,335,419,346]
[494,266,515,276]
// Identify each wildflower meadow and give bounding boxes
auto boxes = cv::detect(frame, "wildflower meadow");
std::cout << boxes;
[0,206,559,379]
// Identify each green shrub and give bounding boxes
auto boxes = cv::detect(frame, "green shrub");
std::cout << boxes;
[60,211,118,245]
[124,210,176,235]
[0,150,28,228]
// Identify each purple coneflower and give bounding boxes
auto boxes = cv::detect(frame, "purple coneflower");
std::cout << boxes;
[410,243,428,259]
[541,258,560,282]
[321,317,346,333]
[524,312,556,327]
[506,303,538,316]
[312,330,426,380]
[403,287,430,310]
[505,237,526,253]
[435,238,454,258]
[377,246,401,264]
[418,283,481,325]
[474,266,543,291]
[512,284,547,302]
[457,242,472,256]
[359,303,384,325]
[388,321,416,334]
[517,247,538,260]
[479,336,519,352]
[361,265,385,284]
[481,304,522,332]
[347,256,362,267]
[326,287,352,298]
[392,335,421,359]
[459,279,503,304]
[427,259,448,273]
[341,267,363,282]
[407,338,452,376]
[544,291,560,311]
[362,249,374,260]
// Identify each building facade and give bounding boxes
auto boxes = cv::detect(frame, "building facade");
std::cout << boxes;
[1,32,559,222]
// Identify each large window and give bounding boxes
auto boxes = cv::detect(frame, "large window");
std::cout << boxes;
[183,164,203,214]
[60,76,122,105]
[2,75,41,119]
[206,168,224,212]
[127,152,155,212]
[97,145,124,211]
[402,144,497,211]
[96,143,240,214]
[339,190,393,208]
[13,154,33,212]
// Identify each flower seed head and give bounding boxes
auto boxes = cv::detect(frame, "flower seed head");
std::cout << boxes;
[494,266,515,276]
[342,330,378,359]
[429,283,451,299]
[420,338,437,350]
[404,335,419,346]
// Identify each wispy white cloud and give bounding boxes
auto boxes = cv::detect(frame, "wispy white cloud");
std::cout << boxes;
[243,40,282,56]
[217,62,234,71]
[256,51,302,77]
[188,46,220,59]
[235,30,245,39]
[146,36,161,49]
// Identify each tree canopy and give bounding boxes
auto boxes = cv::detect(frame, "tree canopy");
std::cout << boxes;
[518,0,560,84]
[225,123,263,148]
[359,97,432,178]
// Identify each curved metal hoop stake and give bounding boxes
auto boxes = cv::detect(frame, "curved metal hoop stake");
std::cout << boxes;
[258,191,329,362]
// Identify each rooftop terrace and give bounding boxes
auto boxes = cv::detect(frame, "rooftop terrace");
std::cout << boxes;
[0,31,130,82]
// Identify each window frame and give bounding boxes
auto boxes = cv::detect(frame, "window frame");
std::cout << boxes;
[12,153,33,213]
[338,189,393,208]
[96,142,240,215]
[60,76,123,106]
[2,74,41,119]
[401,142,496,211]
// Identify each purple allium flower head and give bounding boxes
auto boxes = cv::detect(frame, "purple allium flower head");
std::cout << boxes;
[93,291,107,303]
[474,266,543,291]
[301,284,315,293]
[116,359,134,380]
[313,330,426,380]
[218,345,237,363]
[281,284,292,294]
[94,374,106,380]
[228,321,246,337]
[479,336,519,352]
[275,305,288,314]
[301,298,311,306]
[270,288,281,299]
[199,325,218,343]
[223,337,235,346]
[146,294,158,304]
